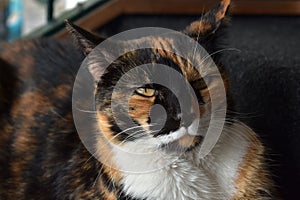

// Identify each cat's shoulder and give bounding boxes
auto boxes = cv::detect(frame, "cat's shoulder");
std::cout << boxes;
[0,38,85,199]
[0,38,84,79]
[0,38,84,112]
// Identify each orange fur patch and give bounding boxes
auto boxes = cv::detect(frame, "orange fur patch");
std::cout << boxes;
[178,135,199,148]
[52,84,71,99]
[97,112,120,144]
[98,180,118,200]
[216,0,231,21]
[232,131,272,199]
[186,20,213,35]
[95,113,123,183]
[6,91,53,198]
[129,94,155,128]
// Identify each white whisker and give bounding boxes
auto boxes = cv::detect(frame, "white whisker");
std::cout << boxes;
[75,107,97,113]
[198,48,241,68]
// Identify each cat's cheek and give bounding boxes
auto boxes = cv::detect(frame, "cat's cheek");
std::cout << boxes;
[96,112,119,144]
[94,133,123,187]
[128,95,155,129]
[95,113,124,184]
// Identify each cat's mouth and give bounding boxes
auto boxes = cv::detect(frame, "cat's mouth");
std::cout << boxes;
[157,119,203,151]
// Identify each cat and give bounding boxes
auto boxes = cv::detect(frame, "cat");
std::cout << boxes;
[0,0,274,199]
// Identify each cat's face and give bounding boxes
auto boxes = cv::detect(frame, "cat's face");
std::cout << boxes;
[67,0,230,152]
[95,48,209,151]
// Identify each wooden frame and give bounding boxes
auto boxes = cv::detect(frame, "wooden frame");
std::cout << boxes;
[55,0,300,38]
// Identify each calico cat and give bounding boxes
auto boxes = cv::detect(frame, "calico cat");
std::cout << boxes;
[0,0,274,199]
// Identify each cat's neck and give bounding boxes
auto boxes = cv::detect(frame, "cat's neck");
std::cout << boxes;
[110,121,251,200]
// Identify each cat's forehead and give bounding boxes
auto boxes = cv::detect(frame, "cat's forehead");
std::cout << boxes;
[122,36,185,54]
[118,36,203,82]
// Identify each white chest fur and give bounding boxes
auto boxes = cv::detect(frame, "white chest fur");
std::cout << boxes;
[111,122,250,200]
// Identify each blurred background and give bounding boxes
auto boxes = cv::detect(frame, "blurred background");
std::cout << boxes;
[0,0,299,41]
[0,0,88,41]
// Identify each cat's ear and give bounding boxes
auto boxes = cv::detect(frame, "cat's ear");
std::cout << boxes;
[65,20,105,55]
[183,0,230,50]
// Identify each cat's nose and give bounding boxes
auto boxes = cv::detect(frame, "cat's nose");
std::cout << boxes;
[181,110,196,128]
[152,114,181,137]
[165,115,182,132]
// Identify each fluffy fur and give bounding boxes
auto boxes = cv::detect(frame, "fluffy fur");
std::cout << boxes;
[0,0,274,199]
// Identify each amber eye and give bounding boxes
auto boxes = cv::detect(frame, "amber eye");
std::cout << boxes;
[192,79,207,90]
[135,87,156,97]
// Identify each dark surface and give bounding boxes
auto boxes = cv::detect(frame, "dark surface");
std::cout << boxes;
[97,15,300,199]
[223,16,300,200]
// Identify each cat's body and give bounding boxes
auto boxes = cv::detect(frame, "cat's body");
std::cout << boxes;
[0,39,87,199]
[0,0,274,199]
[112,122,269,200]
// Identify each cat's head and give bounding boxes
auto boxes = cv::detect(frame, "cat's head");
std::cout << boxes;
[67,0,230,153]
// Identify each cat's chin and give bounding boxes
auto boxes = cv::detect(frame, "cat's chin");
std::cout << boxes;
[156,121,203,153]
[160,135,203,153]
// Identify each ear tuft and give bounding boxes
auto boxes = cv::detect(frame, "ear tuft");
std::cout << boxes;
[184,0,230,37]
[65,20,105,55]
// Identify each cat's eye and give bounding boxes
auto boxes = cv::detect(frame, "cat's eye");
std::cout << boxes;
[135,87,156,97]
[192,79,207,90]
